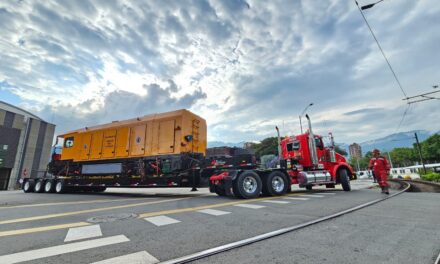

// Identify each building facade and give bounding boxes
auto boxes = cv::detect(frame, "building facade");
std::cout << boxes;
[349,143,362,159]
[0,101,55,190]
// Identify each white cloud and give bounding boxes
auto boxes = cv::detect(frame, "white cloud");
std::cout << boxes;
[0,0,439,144]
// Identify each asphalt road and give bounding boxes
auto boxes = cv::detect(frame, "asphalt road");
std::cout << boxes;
[0,180,435,264]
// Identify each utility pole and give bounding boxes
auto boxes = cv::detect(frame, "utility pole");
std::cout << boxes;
[414,132,427,174]
[386,151,393,168]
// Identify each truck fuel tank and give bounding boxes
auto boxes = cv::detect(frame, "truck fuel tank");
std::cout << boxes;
[298,171,331,186]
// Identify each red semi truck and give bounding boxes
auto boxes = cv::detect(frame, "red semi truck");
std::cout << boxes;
[208,115,354,198]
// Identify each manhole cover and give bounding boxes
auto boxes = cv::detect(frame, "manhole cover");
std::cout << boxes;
[87,213,138,223]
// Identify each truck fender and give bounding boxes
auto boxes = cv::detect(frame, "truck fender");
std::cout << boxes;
[332,163,354,182]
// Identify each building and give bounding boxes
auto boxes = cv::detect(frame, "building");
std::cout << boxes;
[349,143,362,159]
[0,101,55,190]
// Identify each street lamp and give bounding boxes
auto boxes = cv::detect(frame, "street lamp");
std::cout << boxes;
[299,103,313,134]
[360,0,384,10]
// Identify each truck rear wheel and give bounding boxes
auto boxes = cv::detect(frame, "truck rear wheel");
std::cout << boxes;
[55,181,66,193]
[23,180,34,193]
[34,180,44,193]
[339,169,351,191]
[262,171,288,196]
[214,185,227,196]
[233,171,262,199]
[305,185,313,191]
[44,181,55,193]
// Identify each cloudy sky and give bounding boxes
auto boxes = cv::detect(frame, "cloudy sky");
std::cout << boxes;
[0,0,439,144]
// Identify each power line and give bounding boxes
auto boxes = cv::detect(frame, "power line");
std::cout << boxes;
[395,103,411,133]
[354,1,408,99]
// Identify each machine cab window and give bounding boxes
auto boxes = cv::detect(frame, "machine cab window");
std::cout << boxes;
[286,141,300,152]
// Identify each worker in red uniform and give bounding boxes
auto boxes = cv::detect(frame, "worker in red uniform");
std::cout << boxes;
[369,149,390,194]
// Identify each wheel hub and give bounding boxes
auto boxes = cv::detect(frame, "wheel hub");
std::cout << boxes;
[272,176,285,192]
[243,176,257,194]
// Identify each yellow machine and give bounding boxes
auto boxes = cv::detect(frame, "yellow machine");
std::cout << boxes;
[58,109,207,162]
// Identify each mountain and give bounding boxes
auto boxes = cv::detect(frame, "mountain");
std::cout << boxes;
[208,141,246,148]
[358,130,431,153]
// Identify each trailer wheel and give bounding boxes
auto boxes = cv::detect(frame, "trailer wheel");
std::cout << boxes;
[55,181,66,194]
[44,180,55,193]
[262,171,288,196]
[23,180,34,193]
[233,171,262,199]
[339,169,351,191]
[34,180,44,193]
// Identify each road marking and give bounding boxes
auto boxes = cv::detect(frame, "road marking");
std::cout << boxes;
[0,235,129,264]
[91,251,159,264]
[197,209,231,216]
[283,197,310,201]
[299,194,324,198]
[0,222,90,238]
[233,204,266,209]
[137,193,303,219]
[64,224,102,242]
[0,197,190,225]
[318,192,336,195]
[0,198,152,210]
[260,200,290,204]
[144,215,181,226]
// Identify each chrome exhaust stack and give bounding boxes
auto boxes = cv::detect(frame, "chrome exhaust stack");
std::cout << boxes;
[305,114,318,168]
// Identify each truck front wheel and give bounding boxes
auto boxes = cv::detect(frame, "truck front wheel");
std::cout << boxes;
[233,171,262,199]
[339,169,351,191]
[263,171,288,196]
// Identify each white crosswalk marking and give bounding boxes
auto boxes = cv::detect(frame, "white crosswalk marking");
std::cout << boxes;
[283,197,310,201]
[260,200,290,204]
[299,194,325,198]
[144,215,180,226]
[64,224,102,242]
[0,235,129,264]
[198,209,231,216]
[234,204,266,209]
[91,251,159,264]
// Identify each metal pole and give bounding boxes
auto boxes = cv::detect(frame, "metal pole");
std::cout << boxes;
[414,133,427,174]
[299,115,303,134]
[356,158,360,172]
[386,152,394,168]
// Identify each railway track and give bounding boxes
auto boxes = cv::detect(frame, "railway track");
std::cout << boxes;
[160,181,411,264]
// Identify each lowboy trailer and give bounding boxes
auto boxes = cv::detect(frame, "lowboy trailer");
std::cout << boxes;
[21,110,354,198]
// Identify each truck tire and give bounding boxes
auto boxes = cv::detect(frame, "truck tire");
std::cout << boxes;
[34,180,44,193]
[339,169,351,191]
[55,180,66,194]
[305,185,313,191]
[92,187,107,193]
[23,180,34,193]
[262,171,288,196]
[44,180,55,193]
[233,171,262,199]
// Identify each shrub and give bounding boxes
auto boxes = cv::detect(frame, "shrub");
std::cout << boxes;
[421,172,440,182]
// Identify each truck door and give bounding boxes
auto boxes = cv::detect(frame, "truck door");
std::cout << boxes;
[80,134,91,160]
[115,127,130,157]
[158,120,175,154]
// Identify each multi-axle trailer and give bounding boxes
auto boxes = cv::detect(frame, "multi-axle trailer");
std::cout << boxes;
[21,109,354,198]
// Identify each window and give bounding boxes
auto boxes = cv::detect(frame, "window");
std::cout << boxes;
[64,137,74,148]
[315,137,324,150]
[286,141,300,152]
[392,170,397,174]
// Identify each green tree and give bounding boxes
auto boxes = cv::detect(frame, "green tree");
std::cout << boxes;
[251,137,278,158]
[420,134,440,163]
[390,147,416,167]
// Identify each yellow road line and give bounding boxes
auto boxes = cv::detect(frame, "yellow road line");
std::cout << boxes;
[0,198,153,210]
[0,197,190,225]
[138,193,303,218]
[0,222,90,237]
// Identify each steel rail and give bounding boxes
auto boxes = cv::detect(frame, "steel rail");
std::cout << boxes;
[160,182,410,264]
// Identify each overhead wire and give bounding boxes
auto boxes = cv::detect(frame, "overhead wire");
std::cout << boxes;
[354,0,408,99]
